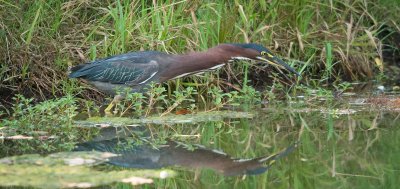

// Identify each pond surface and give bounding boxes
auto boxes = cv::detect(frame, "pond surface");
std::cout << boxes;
[1,86,400,188]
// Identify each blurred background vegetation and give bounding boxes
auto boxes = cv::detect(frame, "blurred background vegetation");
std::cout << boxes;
[0,0,399,107]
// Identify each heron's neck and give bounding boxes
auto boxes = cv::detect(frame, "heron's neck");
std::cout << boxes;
[160,50,233,81]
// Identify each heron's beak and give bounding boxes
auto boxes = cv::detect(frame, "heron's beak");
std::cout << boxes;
[256,54,300,76]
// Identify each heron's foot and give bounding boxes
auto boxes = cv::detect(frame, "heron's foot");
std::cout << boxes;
[104,102,115,117]
[104,95,124,117]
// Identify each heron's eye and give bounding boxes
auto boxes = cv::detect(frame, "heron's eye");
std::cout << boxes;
[261,51,274,58]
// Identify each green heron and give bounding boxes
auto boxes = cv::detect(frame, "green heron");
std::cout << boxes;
[69,43,299,114]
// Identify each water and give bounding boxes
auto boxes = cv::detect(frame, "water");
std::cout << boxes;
[1,88,400,188]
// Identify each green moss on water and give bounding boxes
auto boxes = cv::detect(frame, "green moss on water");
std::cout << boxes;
[0,152,175,188]
[0,164,174,188]
[76,111,254,127]
[0,151,115,166]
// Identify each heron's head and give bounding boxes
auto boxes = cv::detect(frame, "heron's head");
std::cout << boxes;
[223,43,299,76]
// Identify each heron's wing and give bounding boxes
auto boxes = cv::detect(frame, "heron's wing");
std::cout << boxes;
[69,51,163,85]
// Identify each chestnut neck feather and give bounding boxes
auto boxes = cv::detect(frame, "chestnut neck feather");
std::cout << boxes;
[159,48,236,81]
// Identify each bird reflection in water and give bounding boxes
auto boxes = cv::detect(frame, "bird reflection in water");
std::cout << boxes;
[76,127,299,176]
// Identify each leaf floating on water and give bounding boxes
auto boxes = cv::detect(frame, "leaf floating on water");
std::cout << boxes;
[121,176,153,185]
[175,109,192,115]
[65,182,92,188]
[320,109,357,115]
[292,108,357,115]
[367,97,400,109]
[0,134,57,141]
[4,135,33,140]
[64,158,97,166]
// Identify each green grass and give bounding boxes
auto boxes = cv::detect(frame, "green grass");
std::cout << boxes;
[0,0,399,104]
[0,95,95,155]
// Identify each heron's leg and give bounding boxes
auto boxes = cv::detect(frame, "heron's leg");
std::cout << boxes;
[104,94,124,116]
[104,101,115,116]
